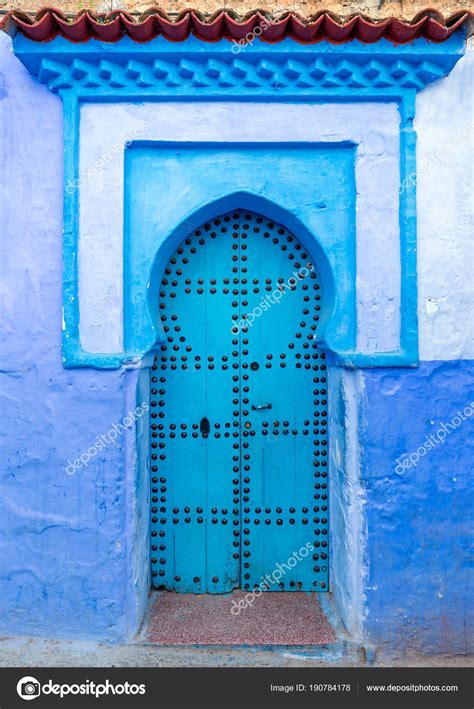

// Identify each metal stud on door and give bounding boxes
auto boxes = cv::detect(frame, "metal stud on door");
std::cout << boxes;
[150,210,329,593]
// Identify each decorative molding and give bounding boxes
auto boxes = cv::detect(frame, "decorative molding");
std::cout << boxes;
[13,33,465,100]
[36,54,452,95]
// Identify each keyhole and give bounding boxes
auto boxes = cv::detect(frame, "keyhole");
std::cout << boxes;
[200,417,210,435]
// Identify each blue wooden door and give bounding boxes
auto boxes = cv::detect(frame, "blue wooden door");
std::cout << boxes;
[150,210,329,593]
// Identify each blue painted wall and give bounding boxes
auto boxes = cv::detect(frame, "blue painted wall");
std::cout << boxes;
[0,30,472,653]
[360,361,474,654]
[0,33,140,641]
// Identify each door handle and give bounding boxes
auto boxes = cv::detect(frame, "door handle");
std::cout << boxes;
[251,403,272,411]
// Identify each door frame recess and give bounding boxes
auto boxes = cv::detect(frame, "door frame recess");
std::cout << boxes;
[125,196,366,643]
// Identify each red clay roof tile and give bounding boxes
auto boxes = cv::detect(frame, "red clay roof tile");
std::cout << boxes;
[0,8,471,45]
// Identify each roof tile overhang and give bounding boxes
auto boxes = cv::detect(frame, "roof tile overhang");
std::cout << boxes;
[0,7,472,45]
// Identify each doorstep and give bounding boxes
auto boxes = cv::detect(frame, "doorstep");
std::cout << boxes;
[145,590,336,646]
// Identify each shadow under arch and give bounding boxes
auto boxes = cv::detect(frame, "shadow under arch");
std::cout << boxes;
[146,191,337,354]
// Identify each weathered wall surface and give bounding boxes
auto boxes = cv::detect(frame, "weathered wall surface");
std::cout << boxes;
[0,32,142,641]
[0,28,472,652]
[359,45,474,654]
[360,361,473,655]
[416,45,474,361]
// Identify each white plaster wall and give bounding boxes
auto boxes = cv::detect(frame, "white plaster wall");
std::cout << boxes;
[78,102,400,355]
[416,43,474,361]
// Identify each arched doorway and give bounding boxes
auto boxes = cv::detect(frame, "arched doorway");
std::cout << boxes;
[149,209,329,593]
